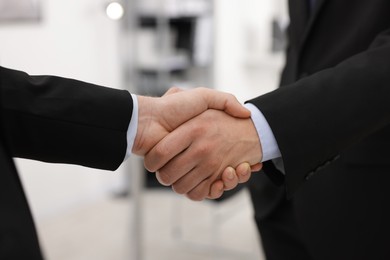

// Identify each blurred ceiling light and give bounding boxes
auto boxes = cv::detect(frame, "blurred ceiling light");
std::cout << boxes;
[106,2,124,20]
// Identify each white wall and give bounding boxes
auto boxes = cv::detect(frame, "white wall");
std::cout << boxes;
[0,0,128,219]
[0,0,288,221]
[214,0,287,102]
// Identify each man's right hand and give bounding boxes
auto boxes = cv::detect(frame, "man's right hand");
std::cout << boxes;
[132,87,261,201]
[132,87,251,156]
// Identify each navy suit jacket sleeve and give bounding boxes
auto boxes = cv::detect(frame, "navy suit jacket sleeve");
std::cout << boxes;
[248,29,390,196]
[0,66,133,171]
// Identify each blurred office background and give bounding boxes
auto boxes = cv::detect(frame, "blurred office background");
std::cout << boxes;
[0,0,287,259]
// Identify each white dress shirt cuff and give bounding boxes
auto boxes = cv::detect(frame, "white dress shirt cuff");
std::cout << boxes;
[244,103,281,162]
[125,93,139,159]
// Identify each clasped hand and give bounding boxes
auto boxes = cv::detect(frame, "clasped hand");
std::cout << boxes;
[133,87,263,201]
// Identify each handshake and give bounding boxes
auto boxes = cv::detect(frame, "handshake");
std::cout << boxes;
[132,87,263,201]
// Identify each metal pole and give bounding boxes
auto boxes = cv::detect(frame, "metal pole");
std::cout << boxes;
[120,0,144,259]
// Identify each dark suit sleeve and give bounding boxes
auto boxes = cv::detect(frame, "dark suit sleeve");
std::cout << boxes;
[247,29,390,196]
[0,66,133,171]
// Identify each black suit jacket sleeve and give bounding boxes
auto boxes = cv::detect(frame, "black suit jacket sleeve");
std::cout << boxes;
[247,29,390,196]
[0,66,133,171]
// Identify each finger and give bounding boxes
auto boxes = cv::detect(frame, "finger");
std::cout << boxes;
[200,88,251,118]
[168,137,225,195]
[185,177,215,201]
[235,162,252,183]
[155,147,198,186]
[251,163,263,172]
[156,88,250,136]
[144,123,192,173]
[171,163,214,195]
[152,137,200,186]
[221,166,239,191]
[208,180,224,200]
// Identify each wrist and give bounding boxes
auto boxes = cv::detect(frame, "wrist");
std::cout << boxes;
[132,95,154,155]
[244,103,281,162]
[247,117,263,164]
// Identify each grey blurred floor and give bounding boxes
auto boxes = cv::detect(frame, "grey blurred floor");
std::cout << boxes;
[36,189,265,260]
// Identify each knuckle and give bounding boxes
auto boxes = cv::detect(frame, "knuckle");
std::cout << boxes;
[154,144,168,159]
[198,87,207,92]
[209,159,220,170]
[164,86,181,96]
[169,86,180,92]
[192,142,212,158]
[191,124,207,137]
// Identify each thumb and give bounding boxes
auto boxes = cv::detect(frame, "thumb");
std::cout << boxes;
[199,88,251,118]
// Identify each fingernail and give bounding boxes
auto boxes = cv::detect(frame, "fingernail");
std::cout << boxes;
[227,168,235,180]
[241,163,250,176]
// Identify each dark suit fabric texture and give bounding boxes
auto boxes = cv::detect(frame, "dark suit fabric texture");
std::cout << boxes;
[0,66,132,259]
[247,1,390,259]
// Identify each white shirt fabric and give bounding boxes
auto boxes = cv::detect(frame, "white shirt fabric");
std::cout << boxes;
[244,103,281,162]
[125,94,139,159]
[125,94,282,163]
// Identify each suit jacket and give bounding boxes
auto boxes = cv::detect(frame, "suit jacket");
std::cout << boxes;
[248,0,390,218]
[0,66,132,259]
